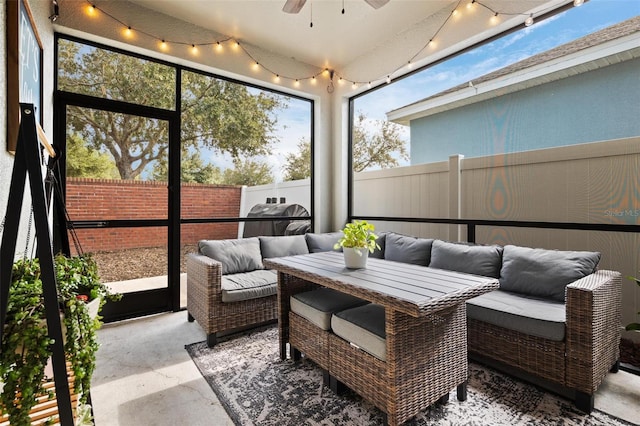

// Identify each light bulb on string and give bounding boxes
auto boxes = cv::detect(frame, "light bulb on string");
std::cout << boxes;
[386,75,391,84]
[191,44,199,55]
[490,12,499,25]
[525,15,534,26]
[87,4,97,16]
[215,41,223,52]
[123,26,133,38]
[466,0,475,9]
[252,61,260,71]
[573,0,584,6]
[159,40,168,51]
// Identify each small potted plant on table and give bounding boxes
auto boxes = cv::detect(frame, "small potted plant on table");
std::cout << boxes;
[334,220,380,269]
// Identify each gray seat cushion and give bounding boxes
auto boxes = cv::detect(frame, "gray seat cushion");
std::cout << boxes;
[221,269,277,303]
[291,288,368,330]
[467,290,566,341]
[259,235,309,259]
[383,232,433,266]
[430,239,503,278]
[500,245,600,302]
[199,237,264,275]
[305,231,343,253]
[331,304,386,361]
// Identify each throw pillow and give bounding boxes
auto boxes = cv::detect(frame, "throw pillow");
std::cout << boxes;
[430,239,503,278]
[259,235,310,258]
[499,245,601,302]
[199,237,264,275]
[383,232,433,266]
[305,231,344,253]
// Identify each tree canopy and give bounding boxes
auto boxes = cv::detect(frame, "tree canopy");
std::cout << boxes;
[352,112,409,172]
[65,133,119,179]
[283,139,311,181]
[58,39,284,181]
[283,113,408,179]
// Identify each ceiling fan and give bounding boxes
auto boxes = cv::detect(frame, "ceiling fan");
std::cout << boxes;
[283,0,390,14]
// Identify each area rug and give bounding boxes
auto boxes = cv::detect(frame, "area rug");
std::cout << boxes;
[185,326,631,426]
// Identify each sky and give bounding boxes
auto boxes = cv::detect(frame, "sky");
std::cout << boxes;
[204,0,639,180]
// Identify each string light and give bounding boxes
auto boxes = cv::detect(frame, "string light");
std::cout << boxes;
[80,0,582,91]
[525,14,534,27]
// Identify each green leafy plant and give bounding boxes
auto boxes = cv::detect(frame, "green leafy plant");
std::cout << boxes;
[0,254,120,424]
[334,220,380,254]
[626,274,640,331]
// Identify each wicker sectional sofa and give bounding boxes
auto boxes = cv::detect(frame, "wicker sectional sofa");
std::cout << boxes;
[187,231,622,415]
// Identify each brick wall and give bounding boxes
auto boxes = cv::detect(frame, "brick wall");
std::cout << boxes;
[66,178,241,253]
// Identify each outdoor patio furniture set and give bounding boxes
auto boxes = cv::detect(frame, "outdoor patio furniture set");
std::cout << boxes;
[186,231,622,424]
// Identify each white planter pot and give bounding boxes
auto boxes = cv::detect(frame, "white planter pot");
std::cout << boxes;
[343,247,369,269]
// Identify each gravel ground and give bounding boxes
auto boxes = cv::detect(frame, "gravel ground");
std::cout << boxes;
[90,246,640,369]
[90,245,197,282]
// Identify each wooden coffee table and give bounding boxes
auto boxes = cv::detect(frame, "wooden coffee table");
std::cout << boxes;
[264,251,499,426]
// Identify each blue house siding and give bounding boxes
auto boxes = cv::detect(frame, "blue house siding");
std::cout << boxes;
[410,57,640,164]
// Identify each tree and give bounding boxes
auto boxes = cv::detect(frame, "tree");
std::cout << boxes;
[65,133,119,179]
[352,112,409,172]
[151,151,222,183]
[58,39,285,180]
[222,158,274,186]
[283,139,311,181]
[282,113,409,178]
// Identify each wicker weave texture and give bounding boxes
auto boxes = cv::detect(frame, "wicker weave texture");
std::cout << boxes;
[467,318,566,384]
[289,312,331,370]
[328,305,468,426]
[186,253,277,340]
[277,272,319,359]
[566,270,622,393]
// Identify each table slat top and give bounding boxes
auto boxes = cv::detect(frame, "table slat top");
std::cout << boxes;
[264,251,499,317]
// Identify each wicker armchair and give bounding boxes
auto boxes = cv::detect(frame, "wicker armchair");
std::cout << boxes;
[468,269,622,413]
[186,253,277,347]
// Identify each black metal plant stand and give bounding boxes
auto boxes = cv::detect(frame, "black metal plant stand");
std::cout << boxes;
[0,103,74,425]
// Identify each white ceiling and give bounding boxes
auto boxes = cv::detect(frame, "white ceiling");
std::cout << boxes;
[126,0,573,84]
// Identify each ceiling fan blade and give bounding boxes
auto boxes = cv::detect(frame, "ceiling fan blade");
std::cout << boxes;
[364,0,390,9]
[283,0,307,14]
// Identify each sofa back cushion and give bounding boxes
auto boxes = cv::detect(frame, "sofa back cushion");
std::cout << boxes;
[305,231,343,253]
[259,235,309,258]
[430,240,503,278]
[199,237,264,275]
[499,245,601,302]
[383,232,433,266]
[369,232,387,259]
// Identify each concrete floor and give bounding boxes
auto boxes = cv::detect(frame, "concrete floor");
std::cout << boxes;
[91,310,640,426]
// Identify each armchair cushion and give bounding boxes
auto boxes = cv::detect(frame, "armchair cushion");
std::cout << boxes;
[259,235,309,259]
[199,237,264,275]
[384,232,433,266]
[499,245,600,302]
[221,270,278,302]
[430,240,503,278]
